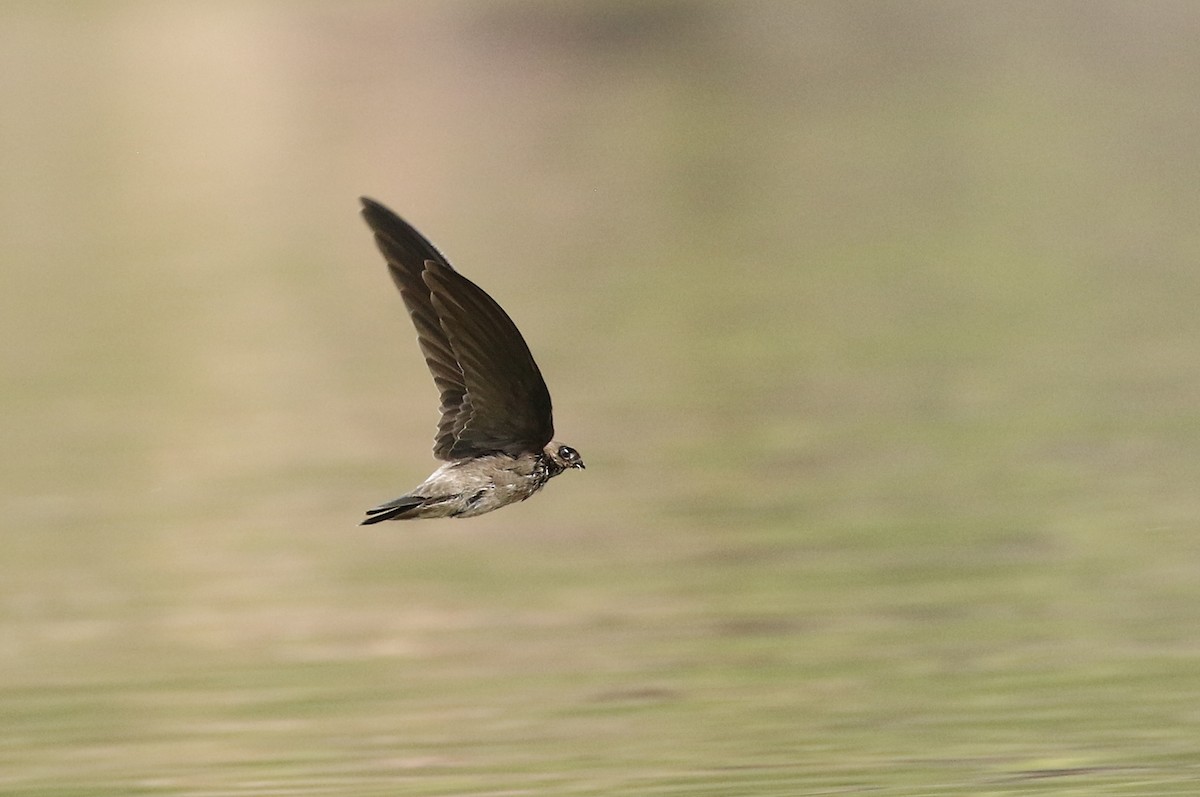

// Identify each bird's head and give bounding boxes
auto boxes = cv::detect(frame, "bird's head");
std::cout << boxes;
[544,442,585,473]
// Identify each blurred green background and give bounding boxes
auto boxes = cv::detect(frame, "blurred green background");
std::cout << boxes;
[4,2,1200,794]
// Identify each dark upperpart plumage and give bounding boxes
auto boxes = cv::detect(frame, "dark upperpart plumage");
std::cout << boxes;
[358,198,584,524]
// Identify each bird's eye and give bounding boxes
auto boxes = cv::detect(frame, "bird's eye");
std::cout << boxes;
[558,446,575,461]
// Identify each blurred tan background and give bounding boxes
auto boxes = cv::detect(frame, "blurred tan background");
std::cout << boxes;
[4,2,1200,794]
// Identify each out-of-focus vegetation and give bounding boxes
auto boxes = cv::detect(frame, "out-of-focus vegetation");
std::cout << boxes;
[4,2,1200,794]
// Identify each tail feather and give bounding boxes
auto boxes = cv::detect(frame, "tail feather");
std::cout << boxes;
[360,494,449,524]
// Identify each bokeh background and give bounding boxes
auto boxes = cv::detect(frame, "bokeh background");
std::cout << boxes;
[5,2,1200,794]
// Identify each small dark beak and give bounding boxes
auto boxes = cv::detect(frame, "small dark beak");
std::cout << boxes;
[573,461,586,470]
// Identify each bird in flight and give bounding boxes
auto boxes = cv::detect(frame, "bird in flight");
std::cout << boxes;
[358,197,584,524]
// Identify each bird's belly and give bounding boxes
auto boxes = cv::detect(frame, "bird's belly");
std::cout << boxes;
[452,479,542,518]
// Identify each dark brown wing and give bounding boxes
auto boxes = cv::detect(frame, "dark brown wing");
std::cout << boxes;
[421,259,555,457]
[360,197,554,459]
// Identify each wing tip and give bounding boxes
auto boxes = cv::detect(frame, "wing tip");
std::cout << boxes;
[360,196,392,227]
